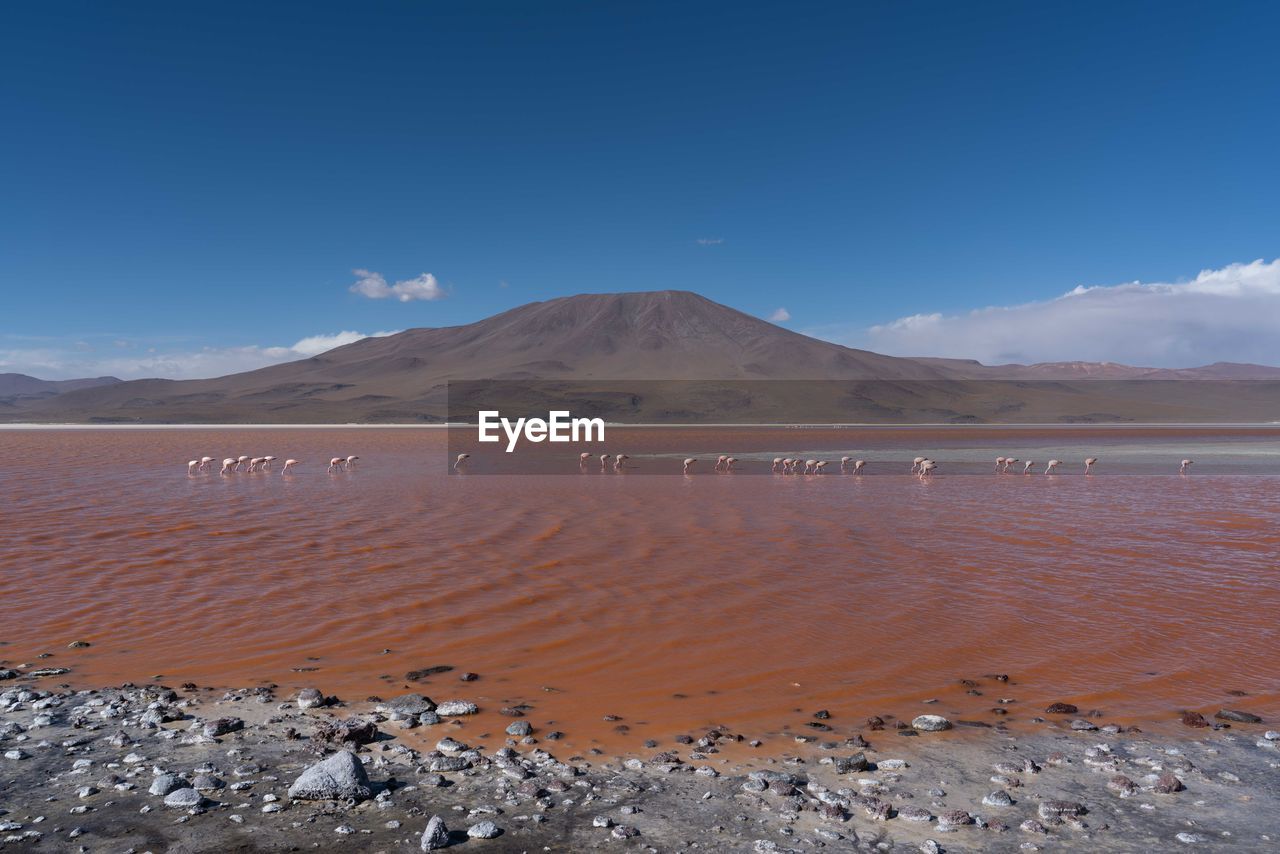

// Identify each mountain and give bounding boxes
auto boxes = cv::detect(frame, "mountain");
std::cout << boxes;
[5,291,1279,423]
[0,373,122,410]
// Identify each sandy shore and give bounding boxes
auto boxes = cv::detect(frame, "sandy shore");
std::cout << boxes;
[1,676,1278,852]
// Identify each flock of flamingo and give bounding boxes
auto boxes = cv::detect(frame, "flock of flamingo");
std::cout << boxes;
[190,452,1199,476]
[185,455,358,476]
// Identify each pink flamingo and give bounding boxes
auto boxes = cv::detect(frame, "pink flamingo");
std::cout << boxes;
[1003,457,1018,473]
[683,457,697,474]
[1084,457,1097,474]
[187,459,200,475]
[261,455,276,471]
[813,460,828,474]
[1045,459,1061,474]
[614,454,629,471]
[781,458,793,472]
[853,459,866,474]
[772,457,783,472]
[248,457,265,473]
[328,457,344,472]
[199,456,215,471]
[840,456,852,471]
[579,452,592,467]
[804,459,818,474]
[715,455,729,470]
[281,459,299,475]
[220,458,236,476]
[1022,460,1034,474]
[346,455,359,468]
[725,457,738,470]
[1180,459,1194,474]
[918,459,938,477]
[236,455,250,472]
[995,456,1006,472]
[455,453,470,470]
[911,456,926,473]
[599,453,610,470]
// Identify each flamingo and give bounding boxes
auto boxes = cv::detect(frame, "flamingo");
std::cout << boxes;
[1084,457,1097,474]
[804,459,818,474]
[220,458,236,476]
[328,457,344,472]
[683,457,697,474]
[1023,460,1034,474]
[771,457,783,472]
[995,456,1006,472]
[1045,459,1061,474]
[579,452,592,466]
[455,453,470,470]
[813,460,828,474]
[715,455,729,471]
[614,454,629,471]
[199,456,215,471]
[346,455,359,468]
[261,455,276,471]
[599,453,610,469]
[725,457,738,471]
[853,459,866,474]
[919,460,938,477]
[911,456,926,473]
[236,455,250,472]
[840,456,852,471]
[1180,459,1194,474]
[281,459,299,475]
[1003,457,1018,473]
[187,459,200,475]
[248,456,265,473]
[781,458,793,472]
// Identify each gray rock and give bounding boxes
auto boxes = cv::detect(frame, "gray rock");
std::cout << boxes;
[163,787,203,809]
[834,753,869,773]
[506,721,532,737]
[467,820,501,839]
[1215,709,1263,724]
[419,711,442,725]
[203,717,244,738]
[380,693,436,716]
[983,790,1014,807]
[149,774,186,796]
[436,700,478,716]
[911,715,952,732]
[193,774,225,791]
[297,688,325,709]
[287,750,372,802]
[420,815,449,850]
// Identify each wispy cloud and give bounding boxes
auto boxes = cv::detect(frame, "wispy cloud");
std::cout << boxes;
[349,269,446,302]
[0,330,400,381]
[768,307,791,322]
[695,237,724,246]
[809,259,1280,368]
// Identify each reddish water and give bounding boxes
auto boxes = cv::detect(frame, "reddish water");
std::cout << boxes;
[2,426,1277,752]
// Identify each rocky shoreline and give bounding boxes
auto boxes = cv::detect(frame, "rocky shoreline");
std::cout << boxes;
[1,677,1278,852]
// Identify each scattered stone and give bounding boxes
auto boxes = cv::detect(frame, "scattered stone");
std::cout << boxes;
[420,815,449,850]
[297,688,326,709]
[1045,702,1078,714]
[406,666,453,681]
[287,750,372,802]
[938,810,972,827]
[1176,832,1207,844]
[311,717,378,749]
[833,753,869,773]
[468,819,501,838]
[436,700,479,716]
[1108,774,1138,796]
[506,720,532,737]
[983,790,1015,807]
[67,641,91,648]
[1181,711,1209,728]
[163,787,203,809]
[912,715,952,732]
[1153,772,1184,793]
[203,717,244,738]
[1216,709,1263,724]
[380,693,436,716]
[149,774,187,796]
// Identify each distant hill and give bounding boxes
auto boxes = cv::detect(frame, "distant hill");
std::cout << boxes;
[0,373,122,410]
[4,292,1279,423]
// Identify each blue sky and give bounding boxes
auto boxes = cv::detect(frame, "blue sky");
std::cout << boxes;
[3,1,1279,378]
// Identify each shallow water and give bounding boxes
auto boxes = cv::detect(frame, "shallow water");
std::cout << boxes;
[2,426,1277,750]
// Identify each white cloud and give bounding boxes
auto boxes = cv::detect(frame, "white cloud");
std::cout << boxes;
[0,330,400,382]
[350,268,446,302]
[768,307,791,322]
[812,259,1280,368]
[696,238,724,246]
